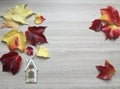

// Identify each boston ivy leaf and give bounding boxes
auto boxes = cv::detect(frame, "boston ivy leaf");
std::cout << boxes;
[100,6,120,26]
[36,46,50,58]
[96,60,115,80]
[0,52,22,75]
[34,14,46,24]
[1,4,33,29]
[25,46,33,55]
[2,30,26,51]
[25,26,48,46]
[89,19,102,31]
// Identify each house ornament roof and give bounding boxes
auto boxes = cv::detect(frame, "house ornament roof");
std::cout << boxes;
[25,59,39,71]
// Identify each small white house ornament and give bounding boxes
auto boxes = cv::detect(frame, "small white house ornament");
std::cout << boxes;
[25,59,39,83]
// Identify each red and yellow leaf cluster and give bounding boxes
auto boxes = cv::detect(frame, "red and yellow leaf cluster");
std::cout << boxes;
[89,6,120,40]
[0,4,49,75]
[0,4,48,54]
[96,60,115,80]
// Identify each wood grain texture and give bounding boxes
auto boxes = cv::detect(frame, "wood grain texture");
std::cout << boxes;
[0,0,120,89]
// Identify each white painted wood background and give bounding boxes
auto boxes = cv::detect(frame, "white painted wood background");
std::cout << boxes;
[0,0,120,89]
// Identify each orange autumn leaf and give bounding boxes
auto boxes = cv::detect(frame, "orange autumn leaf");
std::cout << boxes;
[2,30,26,51]
[1,19,19,29]
[96,60,115,80]
[100,6,120,26]
[34,14,46,24]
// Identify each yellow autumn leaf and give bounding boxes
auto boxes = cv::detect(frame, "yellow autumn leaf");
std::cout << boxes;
[1,19,19,29]
[34,14,46,24]
[2,30,26,52]
[36,46,50,58]
[1,4,33,29]
[3,4,33,24]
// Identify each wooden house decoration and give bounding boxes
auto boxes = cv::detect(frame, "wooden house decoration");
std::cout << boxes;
[25,59,39,83]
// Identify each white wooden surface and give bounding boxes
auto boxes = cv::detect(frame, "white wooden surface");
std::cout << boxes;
[0,0,120,89]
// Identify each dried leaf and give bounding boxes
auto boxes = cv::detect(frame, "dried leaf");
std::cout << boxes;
[25,46,33,55]
[96,60,115,80]
[1,4,33,29]
[89,19,102,31]
[25,26,48,46]
[100,6,120,26]
[102,24,120,40]
[34,14,46,24]
[3,4,33,24]
[2,30,26,51]
[89,6,120,40]
[0,52,22,75]
[36,46,50,58]
[1,19,19,29]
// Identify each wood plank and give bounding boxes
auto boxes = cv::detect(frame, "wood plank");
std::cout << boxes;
[0,0,120,89]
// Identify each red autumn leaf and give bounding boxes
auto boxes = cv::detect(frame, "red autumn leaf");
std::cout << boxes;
[0,52,22,75]
[25,46,33,55]
[89,19,102,31]
[102,24,120,40]
[96,60,115,80]
[96,66,112,80]
[25,26,48,46]
[101,6,120,26]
